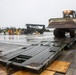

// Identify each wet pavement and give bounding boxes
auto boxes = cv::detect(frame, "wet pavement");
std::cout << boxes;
[0,32,54,45]
[0,32,54,55]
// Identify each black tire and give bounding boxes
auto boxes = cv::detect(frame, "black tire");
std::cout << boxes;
[24,30,28,34]
[53,29,60,37]
[40,32,43,34]
[59,31,65,37]
[70,29,75,37]
[54,29,65,37]
[39,31,44,34]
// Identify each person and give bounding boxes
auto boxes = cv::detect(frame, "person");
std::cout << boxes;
[3,30,6,35]
[8,29,12,35]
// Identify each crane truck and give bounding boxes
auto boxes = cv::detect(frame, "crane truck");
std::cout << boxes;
[48,10,76,37]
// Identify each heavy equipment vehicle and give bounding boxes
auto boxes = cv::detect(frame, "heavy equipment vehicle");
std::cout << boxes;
[48,10,76,37]
[24,24,45,34]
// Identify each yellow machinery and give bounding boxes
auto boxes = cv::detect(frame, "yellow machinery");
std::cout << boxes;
[48,10,76,37]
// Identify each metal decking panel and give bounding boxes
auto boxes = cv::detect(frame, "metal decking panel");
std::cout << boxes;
[21,47,61,67]
[0,42,25,55]
[2,45,36,59]
[0,37,75,73]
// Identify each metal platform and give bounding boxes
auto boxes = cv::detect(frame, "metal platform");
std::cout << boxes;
[0,42,25,56]
[0,37,75,73]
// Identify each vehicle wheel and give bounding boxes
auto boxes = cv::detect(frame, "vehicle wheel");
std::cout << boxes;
[70,29,75,37]
[54,29,65,37]
[24,30,28,34]
[39,31,44,34]
[53,29,60,37]
[59,31,65,37]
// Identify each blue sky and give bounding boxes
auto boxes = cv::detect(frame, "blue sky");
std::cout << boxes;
[0,0,76,28]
